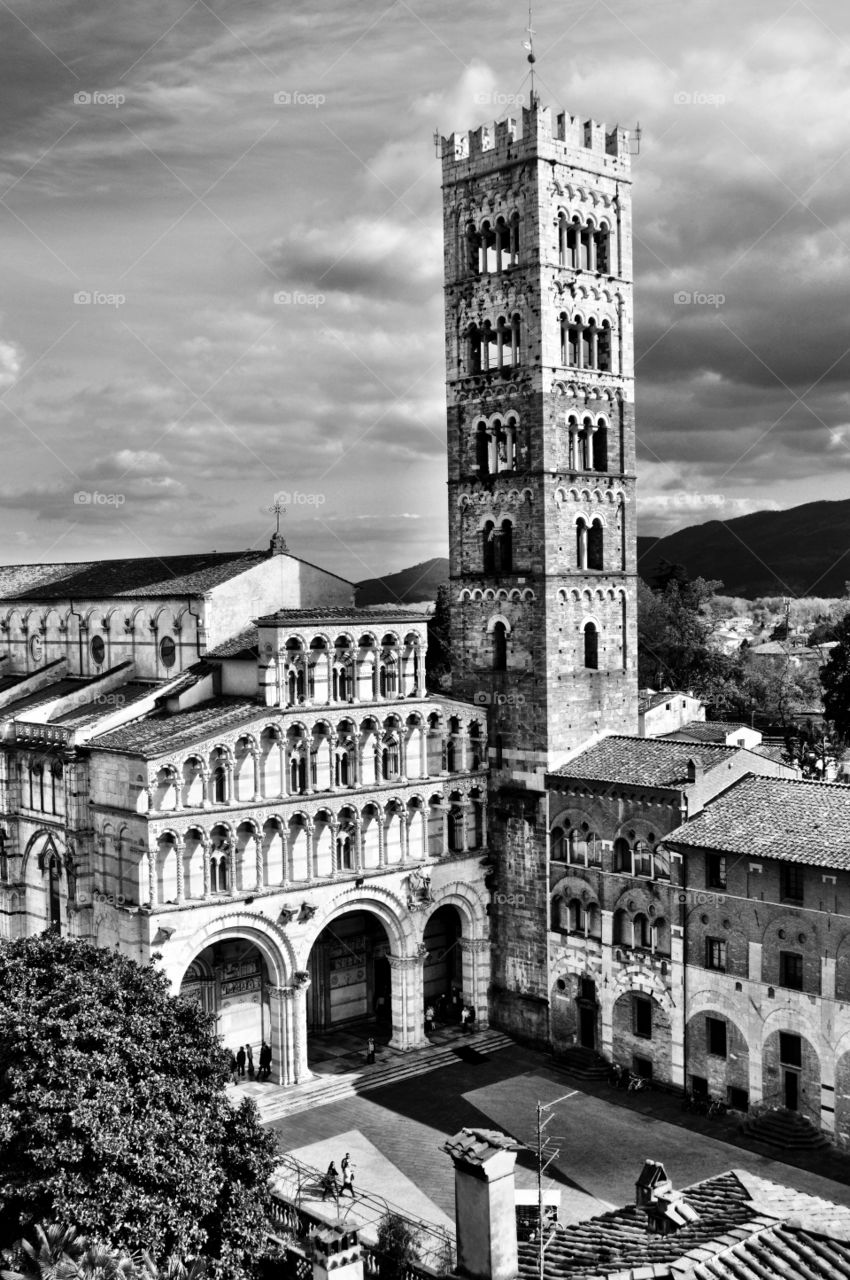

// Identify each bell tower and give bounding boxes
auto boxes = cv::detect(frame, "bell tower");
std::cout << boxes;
[440,98,639,1038]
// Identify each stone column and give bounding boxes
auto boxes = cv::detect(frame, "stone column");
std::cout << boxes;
[175,834,185,904]
[599,908,614,1059]
[353,816,364,872]
[255,829,264,892]
[669,924,685,1089]
[388,951,428,1051]
[202,839,211,899]
[252,751,262,802]
[172,770,182,812]
[460,936,490,1030]
[269,983,311,1086]
[420,726,429,779]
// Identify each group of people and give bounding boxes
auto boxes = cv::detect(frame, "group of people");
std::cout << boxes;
[424,989,476,1034]
[228,1040,273,1083]
[322,1151,356,1201]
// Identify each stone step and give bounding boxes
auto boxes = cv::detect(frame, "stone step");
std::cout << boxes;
[741,1108,830,1151]
[550,1046,610,1080]
[256,1031,516,1123]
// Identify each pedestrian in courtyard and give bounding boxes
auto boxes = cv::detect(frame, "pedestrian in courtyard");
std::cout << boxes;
[236,1045,246,1078]
[322,1161,339,1201]
[340,1162,355,1198]
[366,1035,375,1065]
[460,1006,470,1033]
[259,1040,271,1081]
[246,1044,254,1079]
[424,1003,435,1034]
[228,1050,238,1085]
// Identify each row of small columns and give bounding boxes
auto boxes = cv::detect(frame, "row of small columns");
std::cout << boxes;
[560,318,612,371]
[567,423,602,471]
[145,800,487,906]
[558,220,610,272]
[149,730,483,809]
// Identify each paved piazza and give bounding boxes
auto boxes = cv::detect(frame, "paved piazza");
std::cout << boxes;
[268,1044,850,1228]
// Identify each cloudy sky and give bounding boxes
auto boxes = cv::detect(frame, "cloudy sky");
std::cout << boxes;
[1,0,849,583]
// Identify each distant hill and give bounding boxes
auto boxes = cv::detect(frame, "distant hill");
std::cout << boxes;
[637,499,850,599]
[356,556,449,606]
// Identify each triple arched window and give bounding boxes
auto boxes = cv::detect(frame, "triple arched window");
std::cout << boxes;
[467,214,521,274]
[567,416,608,472]
[476,417,519,478]
[558,214,610,273]
[466,316,522,375]
[559,314,612,372]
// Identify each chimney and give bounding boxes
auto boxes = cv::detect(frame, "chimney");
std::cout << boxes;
[310,1226,363,1280]
[635,1161,699,1236]
[443,1128,523,1280]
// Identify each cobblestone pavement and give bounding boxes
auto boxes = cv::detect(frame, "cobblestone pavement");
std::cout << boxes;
[267,1043,850,1228]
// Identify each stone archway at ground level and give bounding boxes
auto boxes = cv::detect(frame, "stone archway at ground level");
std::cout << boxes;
[172,918,306,1089]
[306,911,393,1037]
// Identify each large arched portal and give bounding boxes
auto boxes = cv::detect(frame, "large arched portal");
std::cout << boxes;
[306,910,392,1034]
[179,938,271,1055]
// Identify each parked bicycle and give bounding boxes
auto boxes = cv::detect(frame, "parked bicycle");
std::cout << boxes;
[627,1072,650,1092]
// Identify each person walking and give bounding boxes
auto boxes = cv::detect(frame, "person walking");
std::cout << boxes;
[228,1050,238,1085]
[340,1160,355,1198]
[366,1035,376,1065]
[460,1006,470,1034]
[322,1162,339,1201]
[246,1044,255,1079]
[425,1003,435,1034]
[259,1040,271,1081]
[236,1045,246,1077]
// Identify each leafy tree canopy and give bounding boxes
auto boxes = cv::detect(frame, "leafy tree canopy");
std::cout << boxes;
[0,935,277,1279]
[425,584,452,690]
[637,571,737,701]
[821,612,850,741]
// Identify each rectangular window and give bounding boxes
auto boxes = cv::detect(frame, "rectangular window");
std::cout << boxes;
[705,937,727,972]
[780,863,804,903]
[706,853,727,889]
[633,844,653,877]
[779,952,804,992]
[779,1032,802,1067]
[727,1086,749,1111]
[633,1055,653,1079]
[706,1016,727,1058]
[633,996,652,1040]
[691,1074,708,1098]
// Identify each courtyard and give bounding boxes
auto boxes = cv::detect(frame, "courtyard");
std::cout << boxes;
[266,1041,850,1233]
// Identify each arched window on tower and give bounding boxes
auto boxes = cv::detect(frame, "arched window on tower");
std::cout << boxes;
[212,765,227,804]
[598,321,612,372]
[482,521,496,574]
[47,854,61,931]
[593,420,608,471]
[497,520,513,573]
[587,520,604,571]
[493,621,507,672]
[210,849,228,894]
[576,519,587,570]
[477,423,491,479]
[584,622,599,670]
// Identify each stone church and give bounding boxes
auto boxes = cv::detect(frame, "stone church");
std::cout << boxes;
[3,94,850,1143]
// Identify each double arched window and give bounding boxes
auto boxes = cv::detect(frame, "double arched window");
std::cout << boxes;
[567,415,608,472]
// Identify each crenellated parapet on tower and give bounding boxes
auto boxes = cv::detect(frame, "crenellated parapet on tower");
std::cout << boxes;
[441,96,639,1040]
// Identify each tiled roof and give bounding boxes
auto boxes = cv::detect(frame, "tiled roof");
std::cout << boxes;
[0,551,269,601]
[664,774,850,869]
[443,1128,524,1166]
[49,681,158,727]
[0,677,94,718]
[255,607,427,627]
[659,722,750,744]
[518,1169,850,1280]
[549,735,741,789]
[205,627,259,658]
[89,696,262,758]
[639,690,690,713]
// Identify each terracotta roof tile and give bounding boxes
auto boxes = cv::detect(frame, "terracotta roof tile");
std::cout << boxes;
[0,551,270,600]
[89,696,262,758]
[664,774,850,870]
[549,736,745,789]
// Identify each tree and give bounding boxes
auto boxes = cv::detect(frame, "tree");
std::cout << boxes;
[1,1222,208,1278]
[374,1214,419,1280]
[426,584,452,691]
[0,935,277,1279]
[821,612,850,740]
[637,573,739,703]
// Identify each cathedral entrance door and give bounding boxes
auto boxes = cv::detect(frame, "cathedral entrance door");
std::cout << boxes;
[579,1003,596,1050]
[783,1069,799,1111]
